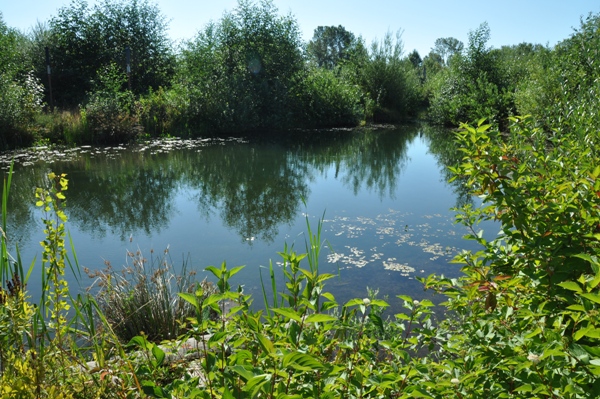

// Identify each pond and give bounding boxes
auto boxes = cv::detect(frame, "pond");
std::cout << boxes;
[1,124,497,311]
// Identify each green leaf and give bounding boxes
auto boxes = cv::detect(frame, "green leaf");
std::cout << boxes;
[370,299,390,308]
[230,365,255,381]
[178,292,199,308]
[257,333,275,354]
[141,382,167,398]
[271,307,302,322]
[244,374,269,394]
[304,313,337,323]
[581,344,600,357]
[128,335,149,350]
[575,326,591,342]
[567,304,586,312]
[557,281,583,293]
[283,352,325,371]
[344,298,364,307]
[204,265,223,279]
[585,328,600,339]
[581,293,600,304]
[370,314,385,335]
[525,327,542,339]
[152,345,165,366]
[228,264,245,278]
[222,385,236,399]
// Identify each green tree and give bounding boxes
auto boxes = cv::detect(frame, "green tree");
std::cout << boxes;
[427,22,516,128]
[179,0,305,133]
[0,13,44,148]
[351,30,421,121]
[46,0,175,107]
[306,25,356,69]
[516,12,600,135]
[407,49,422,69]
[432,36,463,66]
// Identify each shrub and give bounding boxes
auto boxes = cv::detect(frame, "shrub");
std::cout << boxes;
[0,71,44,148]
[84,63,138,144]
[293,67,364,127]
[136,86,188,137]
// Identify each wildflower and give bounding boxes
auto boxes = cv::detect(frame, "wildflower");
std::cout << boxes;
[527,353,540,364]
[363,298,371,306]
[413,300,420,306]
[451,378,460,385]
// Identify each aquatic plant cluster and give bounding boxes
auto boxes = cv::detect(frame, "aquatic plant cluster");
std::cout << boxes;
[1,115,600,397]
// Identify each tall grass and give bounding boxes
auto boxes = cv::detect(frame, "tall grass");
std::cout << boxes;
[87,248,217,343]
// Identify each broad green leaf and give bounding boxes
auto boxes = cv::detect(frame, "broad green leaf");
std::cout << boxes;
[230,365,254,381]
[204,265,223,278]
[557,281,582,293]
[581,344,600,357]
[370,299,390,308]
[271,307,302,322]
[397,295,413,303]
[177,292,198,308]
[283,352,325,370]
[228,264,246,278]
[525,327,542,339]
[584,328,600,339]
[244,374,269,394]
[152,345,165,366]
[141,381,166,398]
[514,384,533,393]
[222,385,236,399]
[128,335,149,350]
[305,313,337,323]
[581,293,600,304]
[257,333,275,354]
[567,304,586,312]
[344,298,364,307]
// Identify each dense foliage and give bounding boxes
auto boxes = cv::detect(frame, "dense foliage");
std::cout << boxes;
[45,0,175,107]
[178,0,304,132]
[0,14,44,147]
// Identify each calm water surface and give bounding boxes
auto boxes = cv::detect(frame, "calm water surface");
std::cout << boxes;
[2,124,496,310]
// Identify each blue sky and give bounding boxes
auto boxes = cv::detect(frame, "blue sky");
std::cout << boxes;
[3,0,600,56]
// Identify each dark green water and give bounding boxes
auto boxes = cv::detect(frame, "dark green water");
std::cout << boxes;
[1,124,496,309]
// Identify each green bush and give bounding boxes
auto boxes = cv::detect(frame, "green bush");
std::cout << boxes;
[293,67,364,127]
[0,71,44,148]
[136,86,188,137]
[84,63,138,144]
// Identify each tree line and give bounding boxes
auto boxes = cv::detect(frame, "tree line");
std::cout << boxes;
[0,0,599,148]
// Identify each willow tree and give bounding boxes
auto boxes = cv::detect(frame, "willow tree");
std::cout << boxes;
[179,0,305,132]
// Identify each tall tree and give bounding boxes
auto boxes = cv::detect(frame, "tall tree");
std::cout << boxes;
[408,49,422,69]
[0,13,44,146]
[179,0,304,132]
[46,0,175,107]
[432,37,464,65]
[306,25,356,69]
